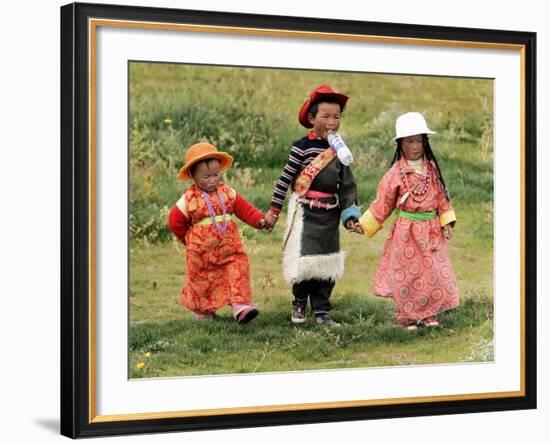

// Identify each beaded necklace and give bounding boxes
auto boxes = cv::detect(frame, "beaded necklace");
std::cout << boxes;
[399,158,431,202]
[202,190,228,233]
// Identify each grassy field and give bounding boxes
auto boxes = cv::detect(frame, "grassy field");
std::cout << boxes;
[129,62,494,378]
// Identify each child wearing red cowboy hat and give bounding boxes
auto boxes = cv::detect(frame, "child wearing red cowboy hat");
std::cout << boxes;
[264,84,362,327]
[168,142,267,324]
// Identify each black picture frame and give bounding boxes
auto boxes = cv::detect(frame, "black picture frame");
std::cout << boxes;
[60,2,537,438]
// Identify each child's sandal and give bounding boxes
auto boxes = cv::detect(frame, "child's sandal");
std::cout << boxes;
[193,311,216,320]
[402,320,418,331]
[423,315,440,327]
[232,303,259,325]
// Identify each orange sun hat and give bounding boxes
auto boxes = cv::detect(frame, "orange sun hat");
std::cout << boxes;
[177,143,234,180]
[298,84,349,128]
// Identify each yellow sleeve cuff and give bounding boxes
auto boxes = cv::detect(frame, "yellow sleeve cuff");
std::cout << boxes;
[359,209,383,238]
[439,209,457,227]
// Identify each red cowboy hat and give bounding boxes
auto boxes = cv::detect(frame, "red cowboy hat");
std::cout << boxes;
[178,143,233,180]
[298,84,349,128]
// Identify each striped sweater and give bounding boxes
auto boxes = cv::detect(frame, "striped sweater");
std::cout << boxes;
[271,132,330,210]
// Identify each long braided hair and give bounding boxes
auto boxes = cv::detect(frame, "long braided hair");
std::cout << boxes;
[391,134,450,201]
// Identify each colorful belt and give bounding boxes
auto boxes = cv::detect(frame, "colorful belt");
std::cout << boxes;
[305,190,334,199]
[398,210,437,221]
[297,195,339,210]
[194,214,234,226]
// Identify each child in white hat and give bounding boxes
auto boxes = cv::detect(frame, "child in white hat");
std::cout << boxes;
[357,112,460,330]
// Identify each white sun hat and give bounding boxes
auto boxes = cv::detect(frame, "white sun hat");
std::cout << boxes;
[392,112,436,141]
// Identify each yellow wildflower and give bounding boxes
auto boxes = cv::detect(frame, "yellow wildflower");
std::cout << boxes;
[137,362,145,369]
[163,117,173,125]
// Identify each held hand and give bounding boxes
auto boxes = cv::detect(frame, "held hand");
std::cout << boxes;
[346,219,364,235]
[442,224,454,240]
[264,210,279,232]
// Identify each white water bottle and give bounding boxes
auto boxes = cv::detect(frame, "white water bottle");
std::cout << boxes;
[327,130,353,166]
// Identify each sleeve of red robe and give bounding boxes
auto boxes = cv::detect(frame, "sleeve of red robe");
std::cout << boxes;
[233,193,265,228]
[168,204,189,243]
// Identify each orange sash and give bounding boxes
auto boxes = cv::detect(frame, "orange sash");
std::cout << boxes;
[293,147,336,197]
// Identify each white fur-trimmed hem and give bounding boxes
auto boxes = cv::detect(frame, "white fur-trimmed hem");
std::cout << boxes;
[282,192,346,284]
[283,251,346,284]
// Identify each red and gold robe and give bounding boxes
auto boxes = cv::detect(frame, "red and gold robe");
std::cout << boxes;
[168,183,264,314]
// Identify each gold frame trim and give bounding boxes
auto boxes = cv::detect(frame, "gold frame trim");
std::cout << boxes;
[91,390,524,423]
[90,18,525,50]
[88,18,527,423]
[89,18,97,423]
[520,47,526,395]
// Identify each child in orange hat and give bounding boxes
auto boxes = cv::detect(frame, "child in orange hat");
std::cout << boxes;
[168,142,267,324]
[264,84,361,327]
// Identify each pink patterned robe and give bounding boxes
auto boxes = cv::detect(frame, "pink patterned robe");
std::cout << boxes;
[359,158,460,325]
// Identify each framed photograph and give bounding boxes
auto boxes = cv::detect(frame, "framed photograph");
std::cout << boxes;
[60,2,536,438]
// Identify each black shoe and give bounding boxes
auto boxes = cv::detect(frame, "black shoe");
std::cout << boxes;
[236,306,259,325]
[315,313,341,327]
[291,303,307,324]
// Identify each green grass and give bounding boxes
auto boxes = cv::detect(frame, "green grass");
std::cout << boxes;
[130,308,493,377]
[128,62,494,378]
[129,210,493,378]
